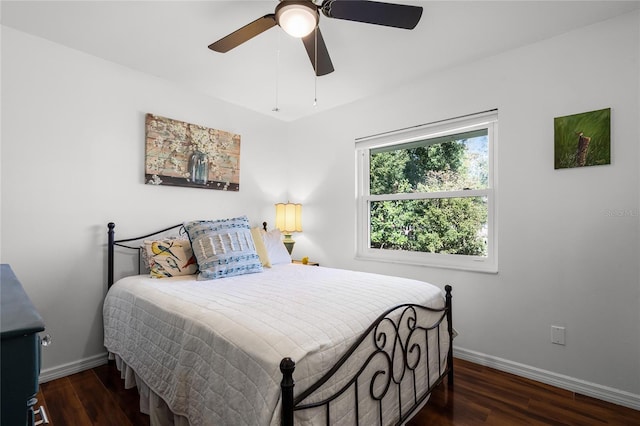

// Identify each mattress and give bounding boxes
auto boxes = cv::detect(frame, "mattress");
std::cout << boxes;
[103,263,448,425]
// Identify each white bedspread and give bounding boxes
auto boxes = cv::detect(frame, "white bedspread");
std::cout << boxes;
[103,264,447,426]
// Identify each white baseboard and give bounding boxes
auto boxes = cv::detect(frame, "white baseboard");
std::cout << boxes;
[454,347,640,411]
[39,352,109,383]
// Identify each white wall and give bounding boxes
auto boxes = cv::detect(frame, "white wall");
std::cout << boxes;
[287,11,640,403]
[1,27,287,373]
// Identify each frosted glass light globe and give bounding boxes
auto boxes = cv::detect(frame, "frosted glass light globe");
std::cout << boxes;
[276,2,318,38]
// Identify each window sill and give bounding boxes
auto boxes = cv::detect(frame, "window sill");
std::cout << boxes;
[355,250,498,274]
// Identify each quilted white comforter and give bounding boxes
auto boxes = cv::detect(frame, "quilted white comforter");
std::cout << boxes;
[103,264,447,426]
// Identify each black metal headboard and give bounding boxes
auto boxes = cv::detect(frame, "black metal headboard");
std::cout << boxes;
[107,222,183,287]
[107,221,270,288]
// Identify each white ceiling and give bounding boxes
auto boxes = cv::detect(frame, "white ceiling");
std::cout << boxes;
[2,1,638,121]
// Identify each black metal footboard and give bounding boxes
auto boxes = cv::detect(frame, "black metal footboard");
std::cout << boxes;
[280,286,453,426]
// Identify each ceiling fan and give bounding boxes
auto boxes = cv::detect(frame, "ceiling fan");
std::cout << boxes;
[208,0,423,76]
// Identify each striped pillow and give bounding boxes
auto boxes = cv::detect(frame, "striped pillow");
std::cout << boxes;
[184,216,263,280]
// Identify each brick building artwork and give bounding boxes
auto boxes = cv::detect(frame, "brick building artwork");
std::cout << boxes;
[145,113,241,191]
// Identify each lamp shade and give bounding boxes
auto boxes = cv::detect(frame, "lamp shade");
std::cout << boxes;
[275,1,318,38]
[275,203,302,233]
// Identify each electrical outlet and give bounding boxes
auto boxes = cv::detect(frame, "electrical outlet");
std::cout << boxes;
[551,325,566,345]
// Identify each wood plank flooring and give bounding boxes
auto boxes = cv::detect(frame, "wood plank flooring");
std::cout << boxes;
[37,358,639,425]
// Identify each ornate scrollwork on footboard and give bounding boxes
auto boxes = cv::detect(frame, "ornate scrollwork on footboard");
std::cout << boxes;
[281,285,453,426]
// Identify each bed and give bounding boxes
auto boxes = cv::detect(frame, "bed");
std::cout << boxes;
[104,219,453,426]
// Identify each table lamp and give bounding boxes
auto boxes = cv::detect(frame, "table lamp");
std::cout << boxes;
[275,202,302,255]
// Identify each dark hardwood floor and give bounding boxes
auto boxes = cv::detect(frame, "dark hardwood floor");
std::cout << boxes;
[37,358,639,425]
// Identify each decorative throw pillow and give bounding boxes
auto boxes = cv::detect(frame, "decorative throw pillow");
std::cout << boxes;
[262,229,292,265]
[144,239,198,278]
[250,227,271,268]
[184,216,263,280]
[140,228,189,271]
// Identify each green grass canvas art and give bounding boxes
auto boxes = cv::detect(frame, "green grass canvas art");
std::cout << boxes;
[554,108,611,169]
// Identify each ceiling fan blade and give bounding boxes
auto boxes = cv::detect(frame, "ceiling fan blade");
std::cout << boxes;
[209,14,277,53]
[302,27,335,76]
[322,0,422,29]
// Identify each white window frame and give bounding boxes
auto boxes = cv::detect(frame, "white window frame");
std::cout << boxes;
[355,110,498,273]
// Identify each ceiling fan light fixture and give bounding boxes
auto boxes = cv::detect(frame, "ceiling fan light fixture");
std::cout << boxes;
[275,1,319,38]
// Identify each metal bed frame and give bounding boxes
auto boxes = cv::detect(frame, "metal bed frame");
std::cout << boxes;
[106,222,453,425]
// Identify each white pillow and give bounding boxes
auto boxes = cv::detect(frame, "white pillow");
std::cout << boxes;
[262,229,291,265]
[250,227,271,268]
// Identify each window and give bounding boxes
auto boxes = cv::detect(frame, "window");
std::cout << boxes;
[356,111,497,272]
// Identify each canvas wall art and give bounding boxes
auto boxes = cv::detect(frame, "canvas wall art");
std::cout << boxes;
[554,108,610,169]
[145,113,240,191]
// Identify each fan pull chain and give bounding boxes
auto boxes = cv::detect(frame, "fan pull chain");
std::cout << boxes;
[313,27,318,107]
[273,32,281,112]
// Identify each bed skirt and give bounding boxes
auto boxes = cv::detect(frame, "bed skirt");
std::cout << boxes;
[109,351,435,426]
[110,353,191,426]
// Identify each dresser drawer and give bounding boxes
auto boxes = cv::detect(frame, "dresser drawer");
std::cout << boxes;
[1,265,46,426]
[2,333,41,391]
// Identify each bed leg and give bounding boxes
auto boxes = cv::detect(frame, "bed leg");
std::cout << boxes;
[445,285,454,386]
[280,357,295,426]
[108,222,115,288]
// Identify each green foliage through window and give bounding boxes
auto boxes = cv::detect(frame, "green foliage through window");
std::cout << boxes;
[369,130,489,256]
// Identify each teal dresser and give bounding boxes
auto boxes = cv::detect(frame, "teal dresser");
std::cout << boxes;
[1,264,47,426]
